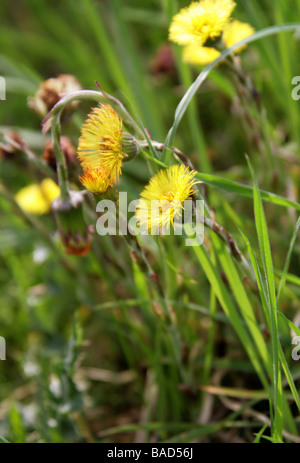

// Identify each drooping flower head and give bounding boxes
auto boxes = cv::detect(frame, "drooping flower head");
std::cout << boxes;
[79,166,113,195]
[136,164,199,232]
[223,20,255,51]
[77,103,125,185]
[169,0,236,46]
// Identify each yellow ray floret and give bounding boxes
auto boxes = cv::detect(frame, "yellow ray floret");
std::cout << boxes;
[15,178,60,215]
[77,103,125,184]
[136,164,199,232]
[169,0,236,46]
[223,20,255,51]
[80,166,113,194]
[183,44,221,65]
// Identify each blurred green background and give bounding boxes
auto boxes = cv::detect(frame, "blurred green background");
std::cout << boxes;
[0,0,300,443]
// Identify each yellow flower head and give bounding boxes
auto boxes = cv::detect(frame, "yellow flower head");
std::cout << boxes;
[169,0,236,46]
[223,20,255,51]
[77,103,125,185]
[136,164,198,232]
[15,178,60,215]
[79,166,113,194]
[183,44,221,65]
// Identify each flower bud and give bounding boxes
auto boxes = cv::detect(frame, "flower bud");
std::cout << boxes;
[52,190,93,256]
[122,132,140,160]
[150,44,176,77]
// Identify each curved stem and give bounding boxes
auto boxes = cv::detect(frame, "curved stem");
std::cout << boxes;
[42,89,144,139]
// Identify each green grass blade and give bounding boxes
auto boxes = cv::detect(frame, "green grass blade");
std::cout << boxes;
[241,230,300,427]
[0,436,9,443]
[246,157,283,441]
[277,216,300,305]
[187,231,268,388]
[254,424,268,443]
[194,172,300,211]
[278,312,300,337]
[278,347,300,415]
[211,234,270,376]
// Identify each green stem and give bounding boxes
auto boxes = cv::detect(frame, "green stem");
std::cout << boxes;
[51,113,70,201]
[119,211,190,384]
[42,89,144,139]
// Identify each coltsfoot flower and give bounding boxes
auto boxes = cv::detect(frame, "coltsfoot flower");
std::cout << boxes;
[136,164,199,232]
[223,20,255,51]
[79,166,113,195]
[183,44,221,65]
[15,178,60,215]
[169,0,236,46]
[181,19,254,66]
[77,104,126,186]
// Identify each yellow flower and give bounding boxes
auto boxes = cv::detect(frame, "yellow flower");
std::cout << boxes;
[183,44,221,65]
[223,20,255,51]
[169,0,236,46]
[136,164,199,232]
[15,178,60,215]
[79,166,113,194]
[77,104,125,185]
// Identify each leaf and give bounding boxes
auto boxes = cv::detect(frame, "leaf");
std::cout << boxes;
[187,228,267,387]
[246,157,283,441]
[277,216,300,304]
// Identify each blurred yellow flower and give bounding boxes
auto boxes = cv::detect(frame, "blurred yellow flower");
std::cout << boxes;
[15,178,60,215]
[136,164,199,232]
[181,19,255,66]
[77,104,125,186]
[169,0,236,46]
[79,166,113,194]
[223,20,255,51]
[183,44,221,65]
